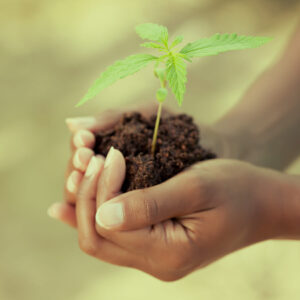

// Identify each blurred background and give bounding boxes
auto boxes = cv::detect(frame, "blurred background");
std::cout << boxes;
[1,0,300,299]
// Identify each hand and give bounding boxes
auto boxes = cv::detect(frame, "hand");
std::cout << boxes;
[47,102,169,227]
[74,149,286,281]
[48,103,247,227]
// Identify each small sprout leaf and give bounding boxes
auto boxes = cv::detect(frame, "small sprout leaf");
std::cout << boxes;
[76,23,272,155]
[76,54,157,107]
[170,35,184,49]
[135,23,168,44]
[166,54,187,106]
[140,42,165,50]
[178,53,192,63]
[180,33,272,58]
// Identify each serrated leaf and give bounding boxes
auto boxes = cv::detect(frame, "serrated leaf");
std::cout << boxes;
[170,35,183,48]
[166,54,187,106]
[178,53,192,63]
[140,42,165,50]
[77,54,157,107]
[180,33,272,57]
[135,23,168,43]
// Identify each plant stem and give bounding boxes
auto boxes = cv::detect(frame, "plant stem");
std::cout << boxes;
[151,102,163,155]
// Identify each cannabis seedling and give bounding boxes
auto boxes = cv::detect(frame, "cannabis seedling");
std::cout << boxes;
[77,23,271,154]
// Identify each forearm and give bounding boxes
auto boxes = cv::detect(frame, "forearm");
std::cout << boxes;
[214,26,300,170]
[261,171,300,240]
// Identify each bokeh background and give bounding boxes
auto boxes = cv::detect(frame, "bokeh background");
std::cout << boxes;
[1,0,300,299]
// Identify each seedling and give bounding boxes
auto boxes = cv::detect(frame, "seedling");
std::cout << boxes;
[77,23,271,154]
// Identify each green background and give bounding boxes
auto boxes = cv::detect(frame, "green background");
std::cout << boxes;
[0,0,300,299]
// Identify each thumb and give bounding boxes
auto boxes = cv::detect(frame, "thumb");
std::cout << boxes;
[95,170,200,231]
[95,147,126,233]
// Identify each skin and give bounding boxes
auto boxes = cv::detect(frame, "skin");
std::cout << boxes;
[53,148,300,281]
[47,25,300,281]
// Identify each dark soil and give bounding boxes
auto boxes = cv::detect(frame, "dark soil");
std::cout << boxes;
[94,112,216,192]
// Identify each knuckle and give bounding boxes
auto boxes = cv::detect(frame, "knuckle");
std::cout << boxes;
[187,171,210,204]
[78,238,98,256]
[141,190,159,224]
[66,195,76,205]
[76,186,86,202]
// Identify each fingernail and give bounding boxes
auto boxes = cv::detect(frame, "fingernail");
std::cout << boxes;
[104,146,115,168]
[66,171,81,193]
[73,130,95,148]
[73,148,94,171]
[85,156,103,177]
[95,202,124,229]
[47,203,61,219]
[65,117,96,132]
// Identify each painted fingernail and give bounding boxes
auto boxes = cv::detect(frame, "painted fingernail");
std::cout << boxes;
[47,203,61,219]
[73,148,94,171]
[95,202,124,229]
[73,130,95,148]
[85,156,103,177]
[104,146,115,168]
[66,171,82,193]
[65,117,96,132]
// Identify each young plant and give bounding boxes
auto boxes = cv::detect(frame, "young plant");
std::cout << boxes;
[76,23,272,154]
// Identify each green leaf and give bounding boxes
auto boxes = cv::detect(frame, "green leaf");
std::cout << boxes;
[170,35,183,48]
[76,54,157,107]
[135,23,168,43]
[140,42,165,50]
[166,54,187,106]
[178,53,192,63]
[180,33,272,58]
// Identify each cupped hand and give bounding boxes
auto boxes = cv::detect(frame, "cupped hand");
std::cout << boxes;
[75,148,283,281]
[48,102,245,228]
[47,102,169,227]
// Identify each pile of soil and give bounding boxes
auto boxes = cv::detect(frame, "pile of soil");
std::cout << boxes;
[94,112,216,192]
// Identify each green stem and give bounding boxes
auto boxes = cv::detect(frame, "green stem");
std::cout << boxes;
[151,102,163,155]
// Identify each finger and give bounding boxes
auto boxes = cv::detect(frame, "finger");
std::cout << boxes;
[95,170,205,231]
[95,147,126,233]
[65,170,83,204]
[96,147,126,208]
[76,156,104,246]
[64,130,95,203]
[64,157,79,204]
[66,110,123,134]
[48,202,77,228]
[66,146,94,205]
[76,155,143,267]
[65,103,171,134]
[94,147,152,251]
[73,147,94,172]
[73,130,95,149]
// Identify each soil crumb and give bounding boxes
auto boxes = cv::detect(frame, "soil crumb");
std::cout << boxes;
[94,112,216,192]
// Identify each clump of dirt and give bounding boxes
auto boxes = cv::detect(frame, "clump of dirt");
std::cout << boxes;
[94,112,216,192]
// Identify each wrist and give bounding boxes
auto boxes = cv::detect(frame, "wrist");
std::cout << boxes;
[256,169,300,241]
[275,174,300,239]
